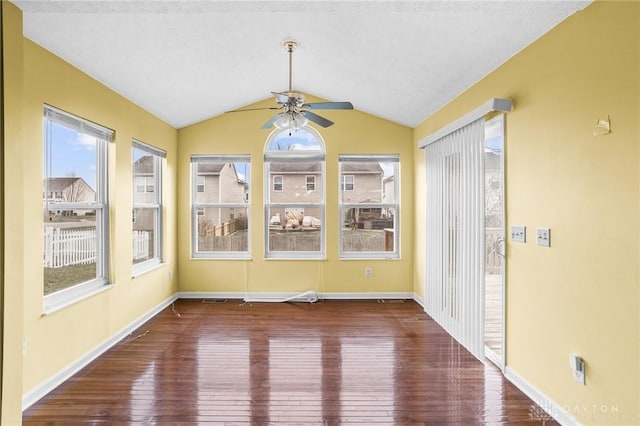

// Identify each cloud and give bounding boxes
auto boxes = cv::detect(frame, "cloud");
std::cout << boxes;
[289,143,319,151]
[70,133,96,150]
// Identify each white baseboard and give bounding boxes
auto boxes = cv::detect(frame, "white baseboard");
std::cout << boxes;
[177,291,413,301]
[504,366,580,426]
[22,294,178,411]
[413,293,425,309]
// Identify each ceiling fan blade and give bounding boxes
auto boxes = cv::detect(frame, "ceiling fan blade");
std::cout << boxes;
[303,111,334,128]
[271,91,290,104]
[261,114,281,129]
[303,101,354,110]
[226,106,281,113]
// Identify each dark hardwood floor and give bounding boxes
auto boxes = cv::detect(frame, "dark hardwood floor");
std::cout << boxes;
[23,299,557,425]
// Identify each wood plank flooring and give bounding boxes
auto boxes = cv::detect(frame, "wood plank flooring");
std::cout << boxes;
[23,299,557,425]
[485,274,503,356]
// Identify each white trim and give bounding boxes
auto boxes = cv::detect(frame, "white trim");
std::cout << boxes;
[43,283,113,315]
[417,98,512,148]
[23,294,178,411]
[177,291,413,301]
[132,260,165,278]
[413,293,426,309]
[504,366,580,426]
[484,346,504,371]
[320,292,412,300]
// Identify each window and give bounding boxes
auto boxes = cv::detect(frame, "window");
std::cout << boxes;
[339,154,399,258]
[191,155,250,258]
[306,175,316,191]
[132,140,164,274]
[265,127,325,259]
[43,105,113,311]
[135,176,155,193]
[273,175,283,192]
[341,175,354,191]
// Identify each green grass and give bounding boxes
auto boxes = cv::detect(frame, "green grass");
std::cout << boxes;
[44,263,96,295]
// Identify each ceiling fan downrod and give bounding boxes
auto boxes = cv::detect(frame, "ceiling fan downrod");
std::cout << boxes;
[284,40,297,93]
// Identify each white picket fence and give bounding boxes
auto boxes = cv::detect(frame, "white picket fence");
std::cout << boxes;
[132,230,150,261]
[43,227,149,268]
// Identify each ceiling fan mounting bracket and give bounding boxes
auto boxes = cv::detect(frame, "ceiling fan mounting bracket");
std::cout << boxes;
[283,40,298,53]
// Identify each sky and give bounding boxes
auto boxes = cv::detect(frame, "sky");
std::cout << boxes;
[267,127,322,152]
[49,121,97,190]
[49,123,402,193]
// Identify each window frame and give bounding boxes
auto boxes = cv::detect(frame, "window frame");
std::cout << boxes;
[273,175,283,192]
[196,175,205,193]
[42,105,114,313]
[132,140,165,275]
[306,175,316,192]
[338,154,400,259]
[191,155,251,259]
[341,175,355,191]
[264,127,326,260]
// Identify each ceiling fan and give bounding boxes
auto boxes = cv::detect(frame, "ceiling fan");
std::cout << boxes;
[227,40,353,131]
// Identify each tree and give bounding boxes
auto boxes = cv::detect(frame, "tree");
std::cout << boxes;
[62,178,87,203]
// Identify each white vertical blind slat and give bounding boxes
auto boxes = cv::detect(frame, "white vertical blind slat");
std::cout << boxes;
[424,117,485,360]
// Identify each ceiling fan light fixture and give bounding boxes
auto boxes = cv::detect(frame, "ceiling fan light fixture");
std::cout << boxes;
[274,111,308,131]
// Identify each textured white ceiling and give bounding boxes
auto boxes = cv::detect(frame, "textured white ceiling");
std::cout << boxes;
[13,0,590,129]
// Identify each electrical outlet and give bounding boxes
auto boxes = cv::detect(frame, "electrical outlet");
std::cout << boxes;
[168,270,173,281]
[537,227,551,247]
[510,225,526,243]
[364,267,372,277]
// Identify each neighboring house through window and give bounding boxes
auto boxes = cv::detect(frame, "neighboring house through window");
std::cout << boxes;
[339,154,400,258]
[43,105,113,312]
[191,155,250,258]
[132,140,165,274]
[265,127,325,259]
[341,175,354,191]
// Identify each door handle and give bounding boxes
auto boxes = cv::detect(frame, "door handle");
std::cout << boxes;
[495,237,505,258]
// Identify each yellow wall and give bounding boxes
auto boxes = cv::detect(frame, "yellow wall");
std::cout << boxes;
[177,97,414,296]
[4,1,638,424]
[414,2,639,423]
[19,40,179,397]
[2,3,25,424]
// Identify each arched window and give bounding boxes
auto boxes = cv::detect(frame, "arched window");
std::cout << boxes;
[264,127,325,258]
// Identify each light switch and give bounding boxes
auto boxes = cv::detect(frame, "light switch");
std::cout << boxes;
[510,225,526,243]
[537,228,551,247]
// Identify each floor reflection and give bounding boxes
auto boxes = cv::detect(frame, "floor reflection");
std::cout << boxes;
[24,300,558,425]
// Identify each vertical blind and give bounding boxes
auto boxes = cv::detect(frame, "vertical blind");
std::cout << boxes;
[424,117,485,360]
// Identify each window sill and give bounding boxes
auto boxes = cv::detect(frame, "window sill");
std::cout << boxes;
[190,254,252,260]
[265,255,327,261]
[132,260,165,278]
[43,283,114,316]
[339,255,401,260]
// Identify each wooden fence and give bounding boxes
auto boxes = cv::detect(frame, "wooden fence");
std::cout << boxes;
[133,230,150,261]
[44,227,149,268]
[44,227,97,268]
[485,227,503,275]
[342,230,388,252]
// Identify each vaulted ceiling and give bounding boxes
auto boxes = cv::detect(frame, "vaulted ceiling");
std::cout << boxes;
[13,1,590,129]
